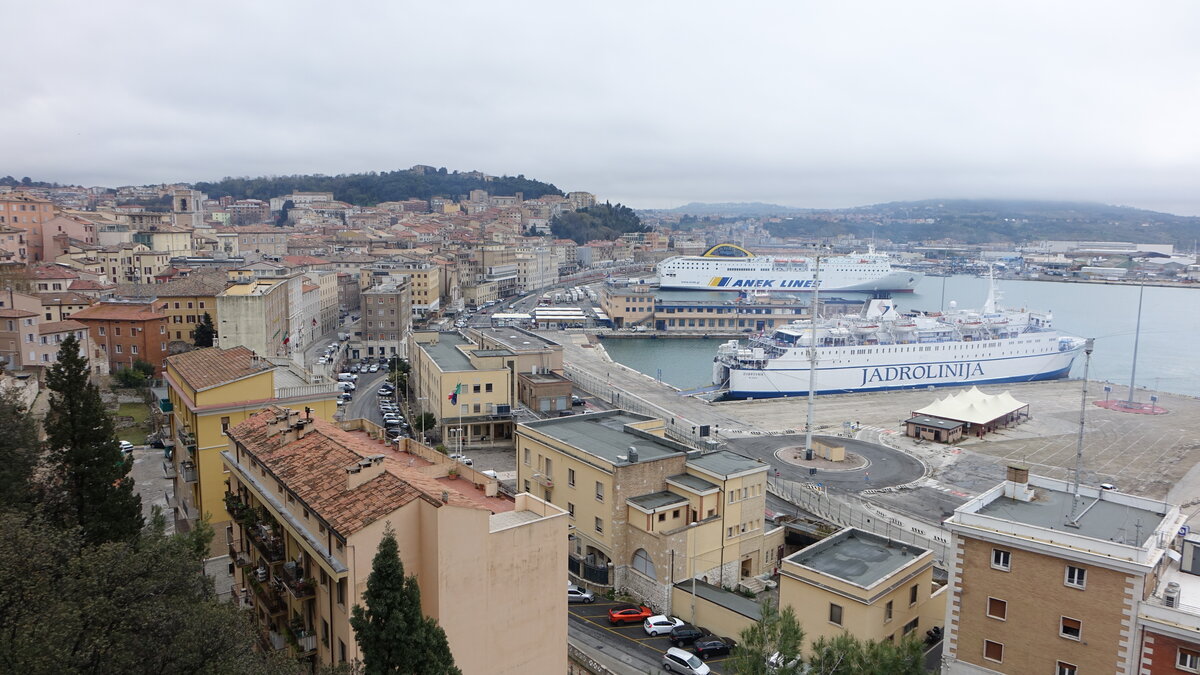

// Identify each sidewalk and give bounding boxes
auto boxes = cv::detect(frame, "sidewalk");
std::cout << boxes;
[568,639,653,675]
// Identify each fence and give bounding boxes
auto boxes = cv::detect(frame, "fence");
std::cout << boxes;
[768,477,952,566]
[563,362,706,450]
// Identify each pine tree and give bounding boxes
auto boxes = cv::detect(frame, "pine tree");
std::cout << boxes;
[351,528,460,675]
[0,389,41,512]
[194,312,216,348]
[728,599,805,675]
[43,333,143,544]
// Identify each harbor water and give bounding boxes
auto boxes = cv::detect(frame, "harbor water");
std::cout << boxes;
[600,276,1200,397]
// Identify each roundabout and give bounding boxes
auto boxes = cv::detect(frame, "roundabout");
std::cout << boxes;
[725,434,925,493]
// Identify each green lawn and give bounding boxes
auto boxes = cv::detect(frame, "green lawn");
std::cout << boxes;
[115,402,150,444]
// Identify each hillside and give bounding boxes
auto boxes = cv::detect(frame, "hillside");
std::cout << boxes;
[764,199,1200,246]
[192,167,563,205]
[550,202,646,244]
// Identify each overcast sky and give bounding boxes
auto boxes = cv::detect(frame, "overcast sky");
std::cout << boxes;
[7,1,1200,214]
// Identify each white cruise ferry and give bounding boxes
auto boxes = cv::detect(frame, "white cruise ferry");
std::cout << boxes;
[713,279,1086,398]
[656,243,922,293]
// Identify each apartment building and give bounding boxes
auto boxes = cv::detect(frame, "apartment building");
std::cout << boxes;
[0,192,57,261]
[163,347,339,547]
[216,275,295,359]
[117,273,228,343]
[943,466,1184,674]
[361,277,412,359]
[71,299,170,375]
[515,246,557,293]
[36,291,94,322]
[223,407,566,673]
[0,224,29,263]
[408,331,513,445]
[779,528,945,651]
[515,410,776,611]
[222,225,293,255]
[56,242,172,284]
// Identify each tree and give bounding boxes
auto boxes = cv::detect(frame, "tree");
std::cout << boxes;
[194,312,216,348]
[0,389,41,512]
[0,509,300,675]
[43,333,143,544]
[276,199,295,227]
[413,413,436,438]
[113,366,147,388]
[728,599,804,675]
[805,633,925,675]
[351,528,460,675]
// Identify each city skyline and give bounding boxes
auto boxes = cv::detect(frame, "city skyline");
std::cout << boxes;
[6,1,1200,215]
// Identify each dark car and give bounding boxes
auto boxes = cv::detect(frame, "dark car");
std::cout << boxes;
[692,635,736,659]
[670,624,710,647]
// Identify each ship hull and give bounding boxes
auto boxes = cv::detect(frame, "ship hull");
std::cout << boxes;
[723,349,1080,399]
[659,268,921,293]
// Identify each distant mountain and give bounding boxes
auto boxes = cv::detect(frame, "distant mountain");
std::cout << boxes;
[766,199,1200,247]
[663,202,809,216]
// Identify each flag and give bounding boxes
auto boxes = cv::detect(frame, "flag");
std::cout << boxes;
[448,382,461,405]
[282,335,290,345]
[312,317,317,326]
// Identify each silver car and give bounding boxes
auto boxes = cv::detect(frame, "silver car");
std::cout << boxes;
[567,584,594,604]
[662,647,709,675]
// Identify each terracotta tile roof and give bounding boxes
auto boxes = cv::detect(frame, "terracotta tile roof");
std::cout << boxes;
[70,302,167,322]
[282,255,331,266]
[39,319,87,334]
[114,272,228,298]
[37,292,94,306]
[166,346,269,391]
[68,280,113,291]
[0,308,37,318]
[31,264,80,280]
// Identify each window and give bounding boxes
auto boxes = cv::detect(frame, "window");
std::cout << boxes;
[1178,648,1200,672]
[485,382,493,393]
[1060,616,1082,640]
[523,448,530,465]
[339,639,346,664]
[909,584,918,606]
[1065,565,1086,589]
[1057,662,1078,675]
[336,578,346,606]
[472,384,480,394]
[567,502,575,518]
[632,548,656,580]
[991,548,1011,571]
[983,640,1003,663]
[595,481,604,502]
[826,603,845,626]
[594,517,603,534]
[221,417,230,434]
[987,597,1007,620]
[884,600,893,623]
[130,345,138,354]
[568,468,575,487]
[902,617,918,635]
[115,344,122,354]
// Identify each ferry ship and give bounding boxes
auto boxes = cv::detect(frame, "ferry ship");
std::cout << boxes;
[656,243,922,293]
[713,279,1086,398]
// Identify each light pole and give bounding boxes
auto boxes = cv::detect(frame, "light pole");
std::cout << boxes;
[803,253,823,461]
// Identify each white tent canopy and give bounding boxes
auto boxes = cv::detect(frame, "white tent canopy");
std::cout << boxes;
[913,387,1027,425]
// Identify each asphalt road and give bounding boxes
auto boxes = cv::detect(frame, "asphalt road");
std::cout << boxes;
[725,434,924,493]
[569,598,736,675]
[343,368,389,425]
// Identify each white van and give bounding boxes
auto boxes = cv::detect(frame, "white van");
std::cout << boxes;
[337,373,356,382]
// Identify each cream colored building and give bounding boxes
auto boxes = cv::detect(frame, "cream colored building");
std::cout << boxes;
[779,528,944,651]
[216,274,296,358]
[515,410,777,611]
[223,407,567,673]
[409,331,513,445]
[163,347,340,549]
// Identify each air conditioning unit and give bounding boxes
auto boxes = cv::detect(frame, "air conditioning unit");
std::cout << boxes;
[1165,582,1181,608]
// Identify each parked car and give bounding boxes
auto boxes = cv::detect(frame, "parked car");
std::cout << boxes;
[377,387,393,396]
[448,454,472,466]
[572,395,584,406]
[662,647,710,675]
[384,419,401,427]
[349,365,360,373]
[118,440,135,454]
[669,623,710,646]
[567,584,595,604]
[317,357,327,365]
[644,615,685,637]
[369,364,380,373]
[608,604,653,626]
[692,635,736,659]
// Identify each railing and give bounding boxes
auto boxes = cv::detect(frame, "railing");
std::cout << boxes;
[230,585,254,610]
[569,555,610,586]
[275,382,340,400]
[247,576,286,616]
[532,473,554,489]
[179,461,197,483]
[258,628,286,652]
[286,624,318,655]
[247,526,285,564]
[278,562,316,600]
[161,460,176,479]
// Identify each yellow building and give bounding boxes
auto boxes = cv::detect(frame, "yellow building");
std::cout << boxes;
[409,331,514,445]
[779,528,944,651]
[223,406,566,673]
[117,272,228,344]
[163,346,340,549]
[515,410,777,612]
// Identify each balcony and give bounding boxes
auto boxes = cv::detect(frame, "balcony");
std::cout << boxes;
[226,528,252,568]
[229,585,253,610]
[158,398,173,414]
[532,473,554,489]
[286,621,318,655]
[278,561,316,600]
[177,426,196,455]
[258,628,287,652]
[179,461,197,483]
[247,576,286,616]
[247,525,285,565]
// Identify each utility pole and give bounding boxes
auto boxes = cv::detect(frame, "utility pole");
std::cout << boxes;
[804,254,822,461]
[1067,338,1095,527]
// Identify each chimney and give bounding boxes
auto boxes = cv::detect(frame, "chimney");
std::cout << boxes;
[346,454,387,490]
[1003,464,1035,502]
[627,446,639,463]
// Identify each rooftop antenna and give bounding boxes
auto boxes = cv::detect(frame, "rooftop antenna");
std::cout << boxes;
[1067,337,1096,526]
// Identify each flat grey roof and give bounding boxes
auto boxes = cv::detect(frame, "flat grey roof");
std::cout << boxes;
[687,449,765,478]
[421,334,474,372]
[788,529,928,588]
[906,416,965,430]
[667,473,719,493]
[672,579,761,622]
[471,348,514,358]
[476,327,559,351]
[523,411,684,466]
[977,487,1167,546]
[628,491,689,511]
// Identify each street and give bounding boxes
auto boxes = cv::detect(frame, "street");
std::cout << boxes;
[569,598,735,675]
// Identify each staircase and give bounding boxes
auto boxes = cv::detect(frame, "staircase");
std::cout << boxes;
[738,575,772,595]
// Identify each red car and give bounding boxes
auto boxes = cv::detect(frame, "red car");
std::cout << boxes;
[608,604,653,626]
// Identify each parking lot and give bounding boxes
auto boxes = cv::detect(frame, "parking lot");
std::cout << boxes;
[569,598,735,675]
